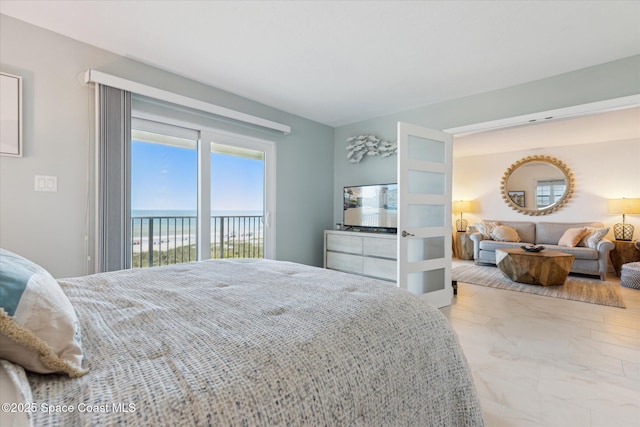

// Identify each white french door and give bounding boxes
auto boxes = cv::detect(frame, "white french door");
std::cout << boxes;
[397,122,453,308]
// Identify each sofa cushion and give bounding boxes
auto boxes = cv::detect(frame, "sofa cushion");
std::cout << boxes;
[558,227,588,247]
[478,240,598,260]
[485,220,536,244]
[536,222,604,245]
[479,240,527,252]
[543,245,599,260]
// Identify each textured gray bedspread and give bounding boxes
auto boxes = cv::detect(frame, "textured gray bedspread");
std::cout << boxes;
[28,259,483,426]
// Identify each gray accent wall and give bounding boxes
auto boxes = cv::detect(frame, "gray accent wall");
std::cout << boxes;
[0,15,334,277]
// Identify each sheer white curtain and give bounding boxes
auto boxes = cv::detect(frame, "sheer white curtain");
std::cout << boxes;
[97,85,131,272]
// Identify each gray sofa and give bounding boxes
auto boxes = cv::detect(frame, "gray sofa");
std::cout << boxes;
[470,220,614,280]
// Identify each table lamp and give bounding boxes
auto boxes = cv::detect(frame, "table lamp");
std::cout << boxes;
[608,198,640,241]
[453,200,472,232]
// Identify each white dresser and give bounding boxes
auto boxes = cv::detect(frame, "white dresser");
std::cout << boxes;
[323,230,397,282]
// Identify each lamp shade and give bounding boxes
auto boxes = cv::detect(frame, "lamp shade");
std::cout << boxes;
[608,198,640,215]
[453,200,472,213]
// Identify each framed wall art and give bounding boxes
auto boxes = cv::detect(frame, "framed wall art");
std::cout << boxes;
[1,72,23,157]
[508,190,525,208]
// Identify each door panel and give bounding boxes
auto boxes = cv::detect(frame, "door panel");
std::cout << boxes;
[407,236,446,263]
[201,130,276,259]
[407,135,445,163]
[397,122,452,308]
[407,268,446,294]
[406,203,445,228]
[130,127,199,268]
[407,170,445,195]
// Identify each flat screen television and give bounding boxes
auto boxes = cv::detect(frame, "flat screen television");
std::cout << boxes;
[343,183,397,232]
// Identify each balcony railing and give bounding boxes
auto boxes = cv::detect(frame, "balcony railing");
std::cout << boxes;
[131,215,263,268]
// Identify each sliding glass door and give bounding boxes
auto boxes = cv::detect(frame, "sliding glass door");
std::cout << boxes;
[129,121,275,268]
[210,143,265,259]
[130,126,199,268]
[201,130,275,261]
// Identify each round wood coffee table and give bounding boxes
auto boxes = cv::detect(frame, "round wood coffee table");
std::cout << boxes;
[495,248,575,286]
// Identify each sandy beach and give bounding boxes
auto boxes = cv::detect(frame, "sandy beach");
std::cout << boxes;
[131,233,263,253]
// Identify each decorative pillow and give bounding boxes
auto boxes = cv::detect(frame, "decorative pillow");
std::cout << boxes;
[475,221,499,239]
[490,225,521,242]
[0,359,34,427]
[0,249,87,377]
[578,227,610,249]
[558,227,588,247]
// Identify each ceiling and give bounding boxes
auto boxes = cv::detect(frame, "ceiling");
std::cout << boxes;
[453,106,640,158]
[1,1,639,128]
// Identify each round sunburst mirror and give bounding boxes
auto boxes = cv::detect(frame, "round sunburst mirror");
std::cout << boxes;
[500,155,574,216]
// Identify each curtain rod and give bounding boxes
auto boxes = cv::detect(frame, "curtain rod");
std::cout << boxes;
[84,69,291,135]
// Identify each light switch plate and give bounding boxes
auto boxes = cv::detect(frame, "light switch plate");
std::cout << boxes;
[35,175,57,192]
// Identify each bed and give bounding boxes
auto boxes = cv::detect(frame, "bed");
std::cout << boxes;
[1,252,483,426]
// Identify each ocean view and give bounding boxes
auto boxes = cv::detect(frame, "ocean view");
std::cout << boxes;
[130,210,264,267]
[131,210,263,240]
[129,138,266,267]
[132,209,263,218]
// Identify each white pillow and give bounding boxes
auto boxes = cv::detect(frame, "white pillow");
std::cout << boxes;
[558,227,588,248]
[475,221,499,239]
[0,249,87,377]
[0,359,34,427]
[578,227,610,249]
[491,225,521,242]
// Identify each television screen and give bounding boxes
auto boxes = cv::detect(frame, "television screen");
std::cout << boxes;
[343,183,397,231]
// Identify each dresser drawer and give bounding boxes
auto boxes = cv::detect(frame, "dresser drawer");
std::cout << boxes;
[363,257,396,281]
[326,252,363,274]
[363,237,396,259]
[326,234,363,254]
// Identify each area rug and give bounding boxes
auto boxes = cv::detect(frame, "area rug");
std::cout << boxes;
[452,264,626,308]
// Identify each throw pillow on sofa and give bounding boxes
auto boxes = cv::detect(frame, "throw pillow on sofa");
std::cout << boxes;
[475,221,499,239]
[558,227,588,247]
[491,225,521,242]
[578,227,610,249]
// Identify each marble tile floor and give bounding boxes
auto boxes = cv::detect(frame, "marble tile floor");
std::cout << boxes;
[441,260,640,427]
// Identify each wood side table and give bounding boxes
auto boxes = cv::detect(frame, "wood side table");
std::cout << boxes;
[496,248,574,286]
[455,232,474,260]
[610,240,640,277]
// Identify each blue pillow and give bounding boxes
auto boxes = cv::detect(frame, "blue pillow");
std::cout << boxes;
[1,250,39,316]
[0,249,87,377]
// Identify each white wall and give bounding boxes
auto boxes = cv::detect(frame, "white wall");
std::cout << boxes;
[453,139,640,240]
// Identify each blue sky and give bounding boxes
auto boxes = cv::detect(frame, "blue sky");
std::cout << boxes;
[131,141,264,213]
